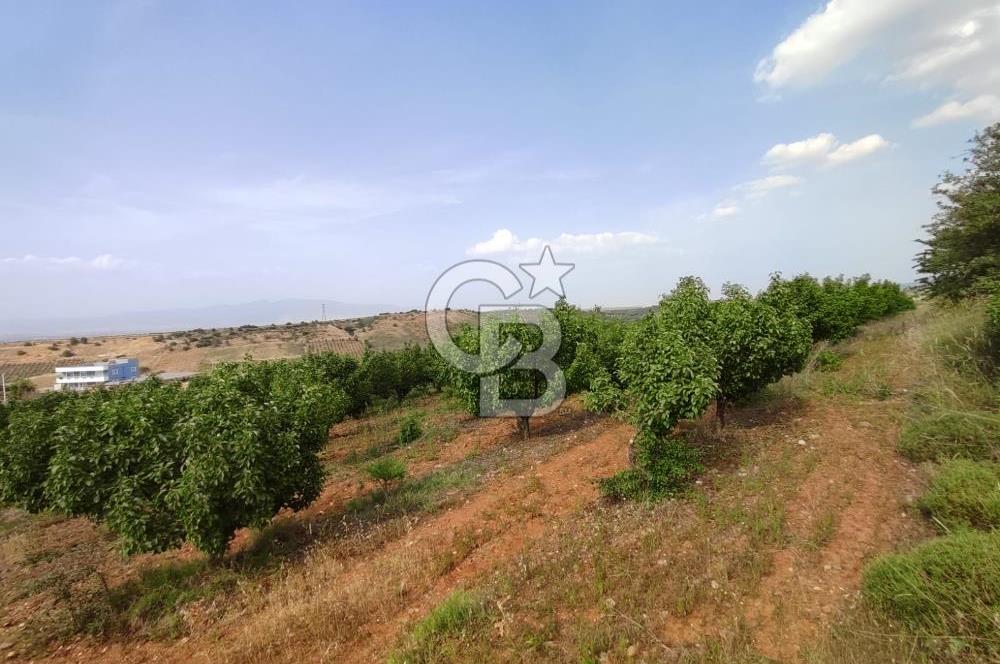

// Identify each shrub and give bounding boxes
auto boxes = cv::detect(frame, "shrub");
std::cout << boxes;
[599,431,702,500]
[8,378,36,400]
[918,459,1000,532]
[366,457,407,491]
[862,530,1000,656]
[565,341,603,394]
[396,413,423,446]
[899,411,1000,462]
[15,349,26,356]
[815,349,843,372]
[583,369,625,414]
[61,349,75,358]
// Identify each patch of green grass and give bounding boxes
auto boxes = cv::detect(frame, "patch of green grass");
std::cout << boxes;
[818,370,892,400]
[899,410,1000,462]
[862,530,1000,659]
[388,590,489,664]
[918,459,1000,532]
[347,465,475,520]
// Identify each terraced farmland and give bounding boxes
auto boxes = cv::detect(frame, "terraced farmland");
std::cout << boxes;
[305,338,365,357]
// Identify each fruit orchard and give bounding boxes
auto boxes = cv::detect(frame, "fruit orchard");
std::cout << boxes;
[0,272,914,555]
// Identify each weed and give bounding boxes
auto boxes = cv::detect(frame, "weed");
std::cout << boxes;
[815,349,843,372]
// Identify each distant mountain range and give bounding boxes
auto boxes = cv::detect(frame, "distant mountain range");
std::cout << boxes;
[0,299,402,341]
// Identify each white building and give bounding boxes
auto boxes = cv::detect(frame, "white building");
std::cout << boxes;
[54,358,140,392]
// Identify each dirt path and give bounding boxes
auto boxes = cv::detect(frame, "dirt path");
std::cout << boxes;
[741,402,924,662]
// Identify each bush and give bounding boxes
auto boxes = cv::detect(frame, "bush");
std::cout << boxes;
[583,370,625,414]
[396,413,423,446]
[61,349,75,358]
[899,411,1000,462]
[600,431,702,500]
[862,530,1000,656]
[8,378,36,401]
[366,457,407,490]
[814,349,843,372]
[918,459,1000,532]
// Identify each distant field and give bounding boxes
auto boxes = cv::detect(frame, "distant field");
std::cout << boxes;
[0,361,55,380]
[306,338,365,357]
[0,310,474,382]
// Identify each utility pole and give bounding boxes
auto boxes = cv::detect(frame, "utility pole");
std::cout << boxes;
[322,303,326,322]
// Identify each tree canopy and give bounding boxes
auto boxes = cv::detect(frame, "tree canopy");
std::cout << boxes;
[917,122,1000,300]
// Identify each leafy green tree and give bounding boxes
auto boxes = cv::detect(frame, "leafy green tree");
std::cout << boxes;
[447,312,562,440]
[709,284,811,425]
[917,123,1000,300]
[604,278,718,499]
[168,360,342,557]
[0,393,70,512]
[44,381,189,554]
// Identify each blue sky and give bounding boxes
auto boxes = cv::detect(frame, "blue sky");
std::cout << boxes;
[2,1,999,321]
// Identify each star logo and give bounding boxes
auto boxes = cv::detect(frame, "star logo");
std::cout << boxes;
[519,245,575,298]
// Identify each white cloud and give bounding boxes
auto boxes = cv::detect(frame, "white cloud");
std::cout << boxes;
[826,134,891,164]
[763,132,889,168]
[711,203,741,219]
[756,1,1000,131]
[763,133,837,166]
[1,254,127,270]
[737,174,804,197]
[912,94,1000,127]
[467,229,658,256]
[754,0,923,88]
[892,39,983,81]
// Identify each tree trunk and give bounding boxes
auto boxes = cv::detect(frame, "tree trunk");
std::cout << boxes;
[717,397,727,428]
[518,416,530,440]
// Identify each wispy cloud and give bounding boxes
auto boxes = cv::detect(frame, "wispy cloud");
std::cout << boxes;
[467,229,658,256]
[1,254,129,270]
[912,94,1000,128]
[210,177,459,222]
[736,175,804,198]
[710,203,741,219]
